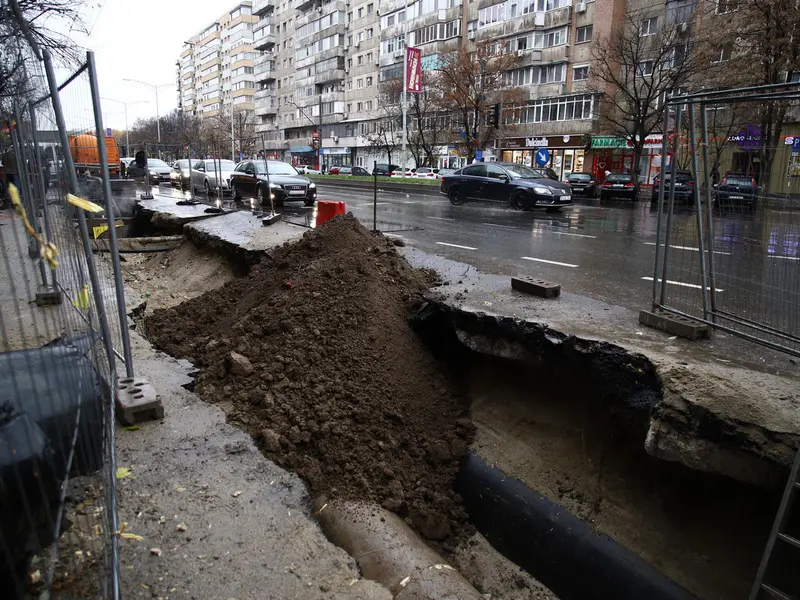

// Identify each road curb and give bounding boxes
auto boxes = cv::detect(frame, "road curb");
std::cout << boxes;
[311,177,442,197]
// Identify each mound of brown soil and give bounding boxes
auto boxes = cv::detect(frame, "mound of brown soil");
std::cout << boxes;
[146,214,474,545]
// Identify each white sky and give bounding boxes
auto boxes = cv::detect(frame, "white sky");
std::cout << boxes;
[60,0,225,130]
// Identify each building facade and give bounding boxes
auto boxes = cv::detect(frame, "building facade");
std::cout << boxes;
[242,0,629,175]
[178,2,259,121]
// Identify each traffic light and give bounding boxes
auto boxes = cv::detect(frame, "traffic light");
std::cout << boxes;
[312,138,320,150]
[487,103,501,128]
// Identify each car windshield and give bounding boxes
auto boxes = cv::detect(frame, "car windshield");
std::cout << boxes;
[175,160,190,168]
[147,159,169,168]
[660,172,693,182]
[724,176,752,186]
[606,174,633,182]
[254,160,298,176]
[503,164,547,179]
[568,173,592,181]
[204,160,236,171]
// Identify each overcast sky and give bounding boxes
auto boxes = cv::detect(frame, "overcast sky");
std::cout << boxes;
[62,0,223,130]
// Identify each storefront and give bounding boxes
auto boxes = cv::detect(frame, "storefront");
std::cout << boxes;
[499,135,587,181]
[289,145,317,169]
[319,146,352,170]
[589,135,666,184]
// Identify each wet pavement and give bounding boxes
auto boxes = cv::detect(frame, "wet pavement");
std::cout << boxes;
[143,182,799,351]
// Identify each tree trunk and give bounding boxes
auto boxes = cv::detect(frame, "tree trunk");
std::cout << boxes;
[632,143,644,199]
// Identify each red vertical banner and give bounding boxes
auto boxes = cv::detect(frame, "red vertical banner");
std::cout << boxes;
[406,46,422,94]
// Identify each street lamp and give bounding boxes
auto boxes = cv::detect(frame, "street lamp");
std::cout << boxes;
[123,78,173,147]
[288,100,321,171]
[101,97,147,157]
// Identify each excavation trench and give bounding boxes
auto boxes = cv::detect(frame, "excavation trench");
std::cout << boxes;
[136,215,777,600]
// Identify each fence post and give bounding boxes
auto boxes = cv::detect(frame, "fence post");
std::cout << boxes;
[27,102,60,295]
[10,104,44,267]
[87,51,134,377]
[659,102,683,306]
[698,102,718,322]
[688,104,710,320]
[652,104,671,308]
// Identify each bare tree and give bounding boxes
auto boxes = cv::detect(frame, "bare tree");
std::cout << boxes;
[1,0,86,113]
[433,41,522,161]
[364,82,402,166]
[590,8,711,193]
[406,73,447,168]
[203,108,257,158]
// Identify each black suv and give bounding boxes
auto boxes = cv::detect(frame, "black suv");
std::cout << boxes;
[439,162,572,211]
[715,174,759,210]
[651,170,695,204]
[567,172,598,197]
[373,163,400,176]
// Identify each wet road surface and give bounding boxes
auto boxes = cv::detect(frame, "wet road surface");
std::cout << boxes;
[148,183,800,330]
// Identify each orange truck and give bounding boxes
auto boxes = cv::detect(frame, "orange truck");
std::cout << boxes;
[68,133,120,177]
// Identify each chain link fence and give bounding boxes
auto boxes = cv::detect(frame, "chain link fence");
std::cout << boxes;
[650,83,800,357]
[1,39,134,598]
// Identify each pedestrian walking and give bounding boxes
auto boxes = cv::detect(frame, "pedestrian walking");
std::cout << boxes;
[2,147,19,208]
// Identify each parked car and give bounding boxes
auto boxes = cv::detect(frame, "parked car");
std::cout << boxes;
[438,168,456,177]
[439,162,572,211]
[391,168,416,177]
[190,159,238,196]
[715,173,759,210]
[566,172,598,197]
[126,157,172,185]
[328,166,342,175]
[414,167,440,179]
[170,159,192,189]
[296,165,320,175]
[600,173,637,200]
[336,166,371,176]
[230,159,316,207]
[373,163,400,176]
[651,170,695,204]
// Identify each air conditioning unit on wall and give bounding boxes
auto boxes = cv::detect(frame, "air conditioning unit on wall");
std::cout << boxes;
[576,2,586,13]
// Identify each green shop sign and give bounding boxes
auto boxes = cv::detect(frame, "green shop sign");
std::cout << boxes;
[591,136,627,149]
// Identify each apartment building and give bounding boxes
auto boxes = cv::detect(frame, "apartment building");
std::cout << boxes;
[249,0,631,175]
[177,2,259,121]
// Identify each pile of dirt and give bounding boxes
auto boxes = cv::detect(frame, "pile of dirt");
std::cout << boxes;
[146,214,474,546]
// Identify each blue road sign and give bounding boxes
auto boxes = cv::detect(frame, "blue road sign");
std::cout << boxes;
[475,149,483,161]
[793,137,800,152]
[535,147,550,166]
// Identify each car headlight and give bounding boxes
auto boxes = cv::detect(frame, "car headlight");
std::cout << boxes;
[149,171,158,177]
[269,182,280,188]
[309,182,316,188]
[533,186,553,195]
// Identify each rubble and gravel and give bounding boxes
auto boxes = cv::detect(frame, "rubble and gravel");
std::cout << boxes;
[145,214,475,548]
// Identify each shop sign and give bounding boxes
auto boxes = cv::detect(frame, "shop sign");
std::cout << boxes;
[525,137,549,148]
[728,125,761,151]
[591,136,627,149]
[320,147,350,155]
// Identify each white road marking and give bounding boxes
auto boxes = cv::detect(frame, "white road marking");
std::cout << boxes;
[641,276,724,292]
[384,233,405,238]
[436,242,477,250]
[482,222,517,229]
[521,256,579,268]
[644,242,731,256]
[542,230,597,239]
[427,216,455,221]
[769,254,800,261]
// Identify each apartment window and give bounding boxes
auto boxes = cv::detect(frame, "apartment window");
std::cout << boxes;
[357,78,364,88]
[367,3,374,14]
[542,63,565,83]
[357,102,364,111]
[543,27,568,47]
[478,3,505,28]
[517,37,527,51]
[348,58,353,68]
[367,52,373,62]
[667,43,688,68]
[347,80,353,90]
[367,28,374,39]
[366,76,373,86]
[347,103,352,112]
[347,11,353,21]
[641,17,658,36]
[790,71,800,83]
[576,25,592,43]
[714,43,733,62]
[358,7,363,18]
[366,100,373,110]
[572,65,589,81]
[387,14,395,26]
[637,60,654,76]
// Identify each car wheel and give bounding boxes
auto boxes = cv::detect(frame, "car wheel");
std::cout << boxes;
[204,180,213,196]
[600,193,607,201]
[303,197,315,207]
[231,182,241,201]
[510,191,530,211]
[257,184,265,206]
[448,187,465,206]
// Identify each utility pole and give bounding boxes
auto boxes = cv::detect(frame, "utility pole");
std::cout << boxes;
[473,58,487,162]
[401,0,409,175]
[231,102,235,161]
[318,95,323,172]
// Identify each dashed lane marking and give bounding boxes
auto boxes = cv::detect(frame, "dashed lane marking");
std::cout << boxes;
[542,229,597,239]
[427,216,455,221]
[641,276,724,292]
[436,242,477,250]
[521,256,578,268]
[644,242,731,256]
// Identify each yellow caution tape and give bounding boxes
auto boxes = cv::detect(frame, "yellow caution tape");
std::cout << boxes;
[72,284,90,310]
[7,183,59,268]
[93,225,108,239]
[67,193,103,213]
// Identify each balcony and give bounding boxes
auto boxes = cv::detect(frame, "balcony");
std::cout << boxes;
[255,63,276,82]
[515,48,544,67]
[255,102,278,117]
[291,0,316,12]
[255,87,276,101]
[253,0,275,16]
[254,32,275,51]
[543,5,571,28]
[315,69,346,85]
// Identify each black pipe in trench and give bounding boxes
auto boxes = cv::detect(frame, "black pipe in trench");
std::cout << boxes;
[455,452,699,600]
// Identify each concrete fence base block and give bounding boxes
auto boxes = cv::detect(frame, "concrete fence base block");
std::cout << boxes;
[639,309,711,341]
[511,276,561,298]
[35,286,62,306]
[116,376,164,425]
[314,498,483,600]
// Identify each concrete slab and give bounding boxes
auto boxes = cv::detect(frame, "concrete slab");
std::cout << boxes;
[136,197,221,230]
[184,209,306,253]
[401,246,800,487]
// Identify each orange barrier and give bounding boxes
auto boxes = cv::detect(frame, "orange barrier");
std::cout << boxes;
[316,200,346,226]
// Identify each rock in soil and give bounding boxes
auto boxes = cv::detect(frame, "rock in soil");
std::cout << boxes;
[146,214,475,546]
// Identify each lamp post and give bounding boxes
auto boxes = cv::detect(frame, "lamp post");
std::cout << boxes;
[288,100,320,171]
[101,97,146,157]
[123,78,173,152]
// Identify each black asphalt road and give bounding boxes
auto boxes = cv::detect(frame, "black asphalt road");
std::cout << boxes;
[152,183,800,337]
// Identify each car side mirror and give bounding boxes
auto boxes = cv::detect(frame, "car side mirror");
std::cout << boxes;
[499,174,509,181]
[245,169,255,175]
[713,183,718,188]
